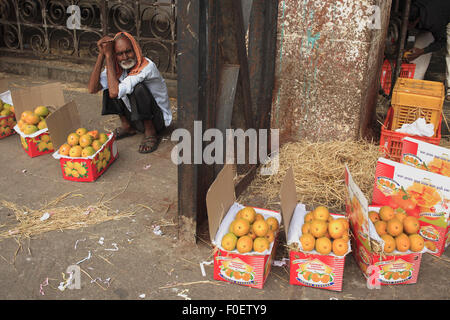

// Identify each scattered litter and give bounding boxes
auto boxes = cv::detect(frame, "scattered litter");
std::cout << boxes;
[98,237,105,245]
[104,243,118,251]
[91,277,111,288]
[8,229,18,235]
[143,164,152,170]
[76,251,92,265]
[152,225,163,236]
[272,258,289,267]
[39,278,49,296]
[58,271,75,291]
[40,212,51,221]
[22,169,27,173]
[159,280,223,289]
[139,293,146,299]
[23,212,28,215]
[74,238,86,250]
[199,260,214,277]
[329,297,338,300]
[87,267,94,271]
[127,238,134,243]
[177,289,191,300]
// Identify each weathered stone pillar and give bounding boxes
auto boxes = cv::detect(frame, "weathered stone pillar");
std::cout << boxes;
[271,0,392,143]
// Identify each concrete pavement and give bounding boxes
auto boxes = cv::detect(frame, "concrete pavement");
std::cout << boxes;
[0,72,448,301]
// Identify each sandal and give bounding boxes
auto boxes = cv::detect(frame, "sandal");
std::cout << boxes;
[139,135,160,154]
[114,127,137,140]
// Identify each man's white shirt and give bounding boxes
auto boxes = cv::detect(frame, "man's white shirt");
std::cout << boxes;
[100,58,172,127]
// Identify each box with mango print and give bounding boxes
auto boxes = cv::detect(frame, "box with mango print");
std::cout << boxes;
[287,210,350,292]
[346,164,428,286]
[46,101,118,182]
[207,165,282,289]
[15,130,53,157]
[10,83,66,157]
[0,90,16,139]
[280,168,351,292]
[373,157,450,257]
[53,132,117,182]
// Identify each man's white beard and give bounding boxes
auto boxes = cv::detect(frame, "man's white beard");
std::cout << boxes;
[119,58,136,70]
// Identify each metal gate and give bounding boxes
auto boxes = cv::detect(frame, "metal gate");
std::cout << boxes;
[0,0,177,79]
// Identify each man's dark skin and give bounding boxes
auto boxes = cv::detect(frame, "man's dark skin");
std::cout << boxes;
[405,17,425,62]
[404,0,450,63]
[88,36,157,153]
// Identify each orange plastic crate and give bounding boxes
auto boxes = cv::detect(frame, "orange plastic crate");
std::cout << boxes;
[391,78,444,134]
[380,60,416,95]
[380,107,441,162]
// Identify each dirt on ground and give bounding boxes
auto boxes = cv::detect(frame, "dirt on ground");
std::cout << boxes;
[0,72,449,301]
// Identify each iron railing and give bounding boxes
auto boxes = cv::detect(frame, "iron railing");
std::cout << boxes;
[0,0,177,79]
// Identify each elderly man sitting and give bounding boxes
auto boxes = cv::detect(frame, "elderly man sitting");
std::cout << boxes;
[88,31,172,153]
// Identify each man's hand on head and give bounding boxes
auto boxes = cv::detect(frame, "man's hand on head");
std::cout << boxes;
[97,36,114,56]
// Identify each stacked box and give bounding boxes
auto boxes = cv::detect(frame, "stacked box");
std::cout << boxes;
[47,101,118,182]
[14,128,53,157]
[372,158,449,257]
[391,78,444,136]
[207,164,281,289]
[53,133,118,182]
[280,168,351,292]
[0,90,16,139]
[380,107,441,162]
[379,60,416,96]
[345,165,427,285]
[10,83,65,157]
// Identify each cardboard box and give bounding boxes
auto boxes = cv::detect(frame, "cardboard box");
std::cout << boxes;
[206,164,281,289]
[401,137,450,177]
[280,167,351,292]
[0,89,16,139]
[11,83,65,157]
[372,158,449,257]
[345,165,427,285]
[47,101,118,182]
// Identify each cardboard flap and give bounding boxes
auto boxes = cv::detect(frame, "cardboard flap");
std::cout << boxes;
[280,167,297,240]
[45,101,81,150]
[0,79,10,94]
[11,82,65,120]
[206,164,236,242]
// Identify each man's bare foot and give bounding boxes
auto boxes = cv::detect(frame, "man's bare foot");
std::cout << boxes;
[113,126,137,140]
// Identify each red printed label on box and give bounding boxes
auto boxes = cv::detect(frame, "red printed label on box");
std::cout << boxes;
[373,255,422,285]
[289,253,344,291]
[401,137,450,177]
[213,249,273,289]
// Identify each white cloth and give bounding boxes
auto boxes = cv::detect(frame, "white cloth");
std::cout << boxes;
[412,31,434,80]
[395,117,435,137]
[100,58,172,127]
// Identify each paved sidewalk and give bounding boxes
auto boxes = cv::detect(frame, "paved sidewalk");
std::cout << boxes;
[0,72,448,300]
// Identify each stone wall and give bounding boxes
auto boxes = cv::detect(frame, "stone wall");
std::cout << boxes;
[271,0,392,143]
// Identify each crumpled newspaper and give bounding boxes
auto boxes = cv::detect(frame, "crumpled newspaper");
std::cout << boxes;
[395,118,435,137]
